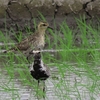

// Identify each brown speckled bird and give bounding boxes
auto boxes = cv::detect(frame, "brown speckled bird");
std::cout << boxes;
[4,21,49,54]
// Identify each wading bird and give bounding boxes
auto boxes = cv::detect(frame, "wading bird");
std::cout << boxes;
[4,21,49,55]
[30,51,50,93]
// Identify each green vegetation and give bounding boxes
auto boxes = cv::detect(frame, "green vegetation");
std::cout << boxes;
[0,16,100,100]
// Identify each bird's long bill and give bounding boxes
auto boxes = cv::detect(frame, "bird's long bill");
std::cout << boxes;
[48,26,53,30]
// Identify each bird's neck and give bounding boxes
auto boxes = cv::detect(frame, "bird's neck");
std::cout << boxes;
[38,28,46,35]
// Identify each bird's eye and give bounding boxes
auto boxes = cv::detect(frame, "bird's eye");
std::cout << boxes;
[42,24,46,26]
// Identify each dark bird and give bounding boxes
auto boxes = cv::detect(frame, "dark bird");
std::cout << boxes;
[4,21,49,54]
[30,51,50,92]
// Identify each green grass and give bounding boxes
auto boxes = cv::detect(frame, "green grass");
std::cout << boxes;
[0,16,100,100]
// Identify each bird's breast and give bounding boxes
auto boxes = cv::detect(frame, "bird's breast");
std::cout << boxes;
[37,36,45,49]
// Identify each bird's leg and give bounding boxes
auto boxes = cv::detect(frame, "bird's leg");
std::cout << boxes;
[38,80,40,87]
[43,81,46,99]
[37,80,40,100]
[43,81,45,92]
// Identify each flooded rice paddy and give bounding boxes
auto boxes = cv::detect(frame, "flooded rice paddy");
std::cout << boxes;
[0,43,100,100]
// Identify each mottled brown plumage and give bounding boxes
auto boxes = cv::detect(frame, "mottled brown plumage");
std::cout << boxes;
[4,21,49,54]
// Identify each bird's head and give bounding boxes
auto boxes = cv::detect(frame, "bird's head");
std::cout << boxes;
[38,21,49,31]
[29,50,41,59]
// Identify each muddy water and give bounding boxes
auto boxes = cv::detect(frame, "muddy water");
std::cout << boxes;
[0,43,100,100]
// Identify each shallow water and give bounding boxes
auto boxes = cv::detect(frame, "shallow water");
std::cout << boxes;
[0,43,100,100]
[0,62,100,100]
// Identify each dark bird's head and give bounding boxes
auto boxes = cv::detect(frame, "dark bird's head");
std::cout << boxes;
[34,51,41,59]
[29,50,41,59]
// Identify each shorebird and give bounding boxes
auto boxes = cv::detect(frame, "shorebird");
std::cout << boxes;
[4,21,49,55]
[30,50,50,92]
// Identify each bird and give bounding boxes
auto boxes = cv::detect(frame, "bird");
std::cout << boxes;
[3,21,49,55]
[30,50,50,93]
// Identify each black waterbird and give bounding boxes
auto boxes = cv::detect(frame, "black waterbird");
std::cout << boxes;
[30,51,50,93]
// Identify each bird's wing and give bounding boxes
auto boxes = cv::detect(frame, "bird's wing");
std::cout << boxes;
[5,31,39,53]
[16,38,30,50]
[15,33,38,50]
